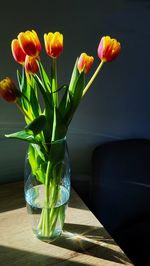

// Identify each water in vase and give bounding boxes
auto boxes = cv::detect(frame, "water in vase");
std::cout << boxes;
[25,184,70,241]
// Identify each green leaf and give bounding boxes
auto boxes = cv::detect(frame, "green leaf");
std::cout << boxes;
[33,75,54,142]
[52,161,65,183]
[53,84,68,94]
[63,71,85,126]
[58,59,79,119]
[28,144,37,175]
[59,89,71,118]
[30,85,40,117]
[28,144,46,184]
[5,130,39,144]
[37,61,51,92]
[68,58,79,95]
[25,115,46,135]
[72,71,85,108]
[17,67,32,115]
[51,58,58,106]
[49,138,65,162]
[20,66,27,93]
[33,75,52,107]
[16,69,30,114]
[17,69,22,88]
[36,162,47,184]
[32,143,46,161]
[55,108,67,139]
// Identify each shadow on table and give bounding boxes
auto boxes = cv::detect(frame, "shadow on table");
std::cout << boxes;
[0,182,25,213]
[52,223,130,265]
[0,245,95,266]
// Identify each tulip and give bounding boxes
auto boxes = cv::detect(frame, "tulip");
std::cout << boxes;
[25,55,39,74]
[11,39,26,64]
[18,30,41,57]
[44,32,63,58]
[98,36,121,62]
[0,77,21,102]
[77,53,94,74]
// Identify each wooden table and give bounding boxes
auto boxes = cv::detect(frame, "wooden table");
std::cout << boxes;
[0,182,133,266]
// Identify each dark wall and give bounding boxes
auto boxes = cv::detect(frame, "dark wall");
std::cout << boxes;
[0,0,150,183]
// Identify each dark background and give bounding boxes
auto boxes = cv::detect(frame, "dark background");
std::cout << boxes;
[0,0,150,183]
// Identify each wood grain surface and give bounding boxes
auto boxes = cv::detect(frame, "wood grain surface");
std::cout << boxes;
[0,182,133,266]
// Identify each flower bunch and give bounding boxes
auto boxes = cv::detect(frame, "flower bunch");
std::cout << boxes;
[0,31,121,144]
[0,30,121,239]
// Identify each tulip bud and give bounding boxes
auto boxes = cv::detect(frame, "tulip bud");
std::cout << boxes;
[18,30,41,57]
[25,55,39,74]
[77,53,94,74]
[11,39,26,64]
[44,32,63,58]
[98,36,121,62]
[0,77,21,102]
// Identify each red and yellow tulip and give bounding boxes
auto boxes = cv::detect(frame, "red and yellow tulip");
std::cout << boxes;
[24,56,39,74]
[44,32,63,58]
[0,77,21,102]
[11,39,26,64]
[98,36,121,62]
[77,53,94,74]
[18,30,41,57]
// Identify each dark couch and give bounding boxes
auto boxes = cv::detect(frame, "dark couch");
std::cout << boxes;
[91,138,150,266]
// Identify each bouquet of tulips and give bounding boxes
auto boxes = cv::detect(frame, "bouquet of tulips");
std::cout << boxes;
[0,30,121,240]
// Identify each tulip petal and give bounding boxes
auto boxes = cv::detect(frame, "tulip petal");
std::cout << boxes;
[98,36,121,62]
[11,39,26,64]
[44,31,63,58]
[0,77,20,102]
[25,55,39,74]
[18,30,41,57]
[77,53,94,74]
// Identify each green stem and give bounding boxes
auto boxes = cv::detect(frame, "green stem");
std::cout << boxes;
[16,102,32,122]
[21,93,31,105]
[52,58,58,107]
[37,208,44,230]
[51,106,57,142]
[45,161,51,236]
[37,143,66,238]
[50,208,59,233]
[82,60,104,97]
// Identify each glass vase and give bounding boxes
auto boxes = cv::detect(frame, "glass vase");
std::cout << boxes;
[24,137,71,242]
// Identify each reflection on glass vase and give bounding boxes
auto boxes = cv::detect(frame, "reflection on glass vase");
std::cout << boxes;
[24,137,71,242]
